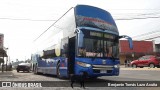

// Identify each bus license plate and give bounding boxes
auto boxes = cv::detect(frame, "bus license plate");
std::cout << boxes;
[100,70,106,73]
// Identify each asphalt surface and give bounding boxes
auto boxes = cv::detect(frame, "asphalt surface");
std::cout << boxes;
[0,66,160,90]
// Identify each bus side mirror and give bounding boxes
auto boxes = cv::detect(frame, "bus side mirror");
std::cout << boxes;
[77,29,84,47]
[119,35,133,50]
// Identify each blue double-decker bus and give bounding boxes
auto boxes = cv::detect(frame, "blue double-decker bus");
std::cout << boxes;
[31,5,133,78]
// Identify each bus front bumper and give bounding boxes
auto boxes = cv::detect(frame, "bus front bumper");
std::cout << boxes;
[75,64,120,77]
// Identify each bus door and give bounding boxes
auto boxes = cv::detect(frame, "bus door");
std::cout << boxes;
[68,37,76,74]
[61,37,69,76]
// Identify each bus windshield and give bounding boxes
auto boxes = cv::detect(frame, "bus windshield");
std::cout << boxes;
[77,30,119,58]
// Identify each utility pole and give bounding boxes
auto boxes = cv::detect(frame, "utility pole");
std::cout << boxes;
[2,51,4,72]
[5,48,8,71]
[6,56,8,71]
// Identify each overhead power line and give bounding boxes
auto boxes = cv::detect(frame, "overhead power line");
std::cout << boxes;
[144,35,160,40]
[0,17,56,21]
[33,7,73,42]
[132,30,160,38]
[113,11,160,16]
[1,11,160,21]
[1,16,160,21]
[115,16,160,20]
[108,8,160,11]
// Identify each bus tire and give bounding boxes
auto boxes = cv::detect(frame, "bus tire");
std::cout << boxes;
[56,63,61,78]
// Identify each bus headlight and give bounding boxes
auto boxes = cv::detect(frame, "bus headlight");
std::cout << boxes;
[114,64,120,68]
[77,61,91,67]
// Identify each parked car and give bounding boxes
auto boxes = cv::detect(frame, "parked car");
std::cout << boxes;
[130,55,160,68]
[16,63,31,72]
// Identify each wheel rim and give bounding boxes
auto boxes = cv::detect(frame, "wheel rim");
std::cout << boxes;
[150,64,154,68]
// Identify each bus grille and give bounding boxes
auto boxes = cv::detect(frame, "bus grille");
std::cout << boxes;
[92,65,113,74]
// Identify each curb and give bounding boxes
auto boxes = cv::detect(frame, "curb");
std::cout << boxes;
[120,65,160,70]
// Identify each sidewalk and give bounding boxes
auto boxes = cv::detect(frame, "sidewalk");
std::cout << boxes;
[120,65,160,70]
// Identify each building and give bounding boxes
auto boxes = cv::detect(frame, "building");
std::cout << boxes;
[155,44,160,56]
[0,33,8,72]
[155,44,160,52]
[119,40,155,64]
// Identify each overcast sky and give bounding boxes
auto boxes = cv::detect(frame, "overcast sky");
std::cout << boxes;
[0,0,160,62]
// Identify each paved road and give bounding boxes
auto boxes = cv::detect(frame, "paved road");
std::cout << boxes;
[0,70,66,81]
[0,68,160,90]
[1,67,159,81]
[100,67,160,81]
